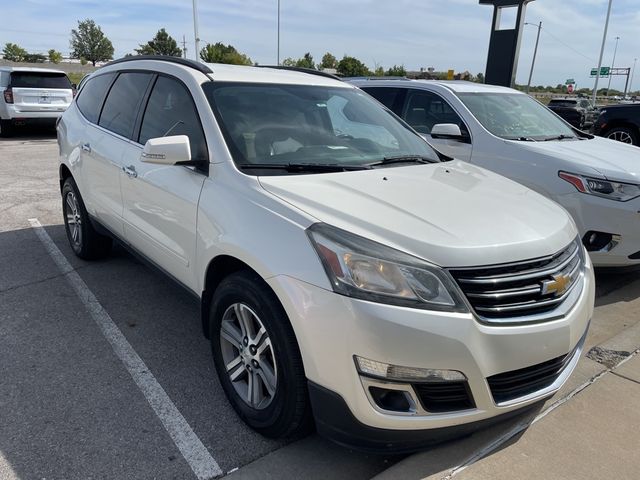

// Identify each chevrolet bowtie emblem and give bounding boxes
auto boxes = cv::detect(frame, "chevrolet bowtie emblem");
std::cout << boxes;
[541,274,572,296]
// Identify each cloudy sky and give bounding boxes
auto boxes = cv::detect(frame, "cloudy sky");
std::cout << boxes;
[3,0,639,90]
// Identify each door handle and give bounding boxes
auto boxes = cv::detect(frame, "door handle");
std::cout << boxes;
[123,165,138,178]
[81,143,91,153]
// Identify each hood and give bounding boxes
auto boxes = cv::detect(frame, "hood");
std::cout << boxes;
[517,137,640,181]
[258,161,576,268]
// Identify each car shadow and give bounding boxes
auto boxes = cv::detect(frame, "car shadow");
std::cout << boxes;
[0,123,57,141]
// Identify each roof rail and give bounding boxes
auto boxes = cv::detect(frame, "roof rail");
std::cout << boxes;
[256,65,341,81]
[103,55,213,75]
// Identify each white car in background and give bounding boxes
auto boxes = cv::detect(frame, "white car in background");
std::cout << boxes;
[350,79,640,267]
[0,67,74,136]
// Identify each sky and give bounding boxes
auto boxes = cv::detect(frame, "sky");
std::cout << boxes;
[2,0,639,90]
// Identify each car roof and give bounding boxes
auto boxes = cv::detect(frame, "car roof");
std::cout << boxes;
[347,78,523,95]
[98,57,350,88]
[0,66,67,74]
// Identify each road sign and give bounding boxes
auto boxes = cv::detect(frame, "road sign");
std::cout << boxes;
[590,67,610,77]
[447,69,455,80]
[565,79,575,85]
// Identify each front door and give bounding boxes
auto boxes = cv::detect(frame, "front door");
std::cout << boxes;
[120,75,209,291]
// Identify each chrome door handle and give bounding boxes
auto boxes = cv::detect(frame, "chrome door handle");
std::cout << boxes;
[82,143,91,153]
[123,165,137,178]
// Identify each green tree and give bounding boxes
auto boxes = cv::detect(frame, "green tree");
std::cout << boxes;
[296,52,315,69]
[199,42,252,65]
[281,57,296,67]
[135,28,182,56]
[70,19,114,66]
[475,72,484,84]
[336,55,370,77]
[24,53,46,63]
[48,49,63,64]
[2,43,28,62]
[374,66,384,76]
[319,52,337,70]
[386,65,406,76]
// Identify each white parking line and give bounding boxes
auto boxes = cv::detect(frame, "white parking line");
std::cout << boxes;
[28,218,222,480]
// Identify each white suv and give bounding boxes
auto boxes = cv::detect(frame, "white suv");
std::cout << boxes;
[57,57,593,452]
[0,67,74,136]
[350,78,640,267]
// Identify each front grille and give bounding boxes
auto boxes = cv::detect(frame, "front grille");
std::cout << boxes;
[449,240,583,321]
[487,348,576,404]
[413,381,475,413]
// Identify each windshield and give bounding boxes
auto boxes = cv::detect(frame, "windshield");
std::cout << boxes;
[457,93,577,141]
[10,72,71,89]
[202,82,440,174]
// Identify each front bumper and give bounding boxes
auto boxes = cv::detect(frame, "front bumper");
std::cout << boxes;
[267,259,594,450]
[558,191,640,266]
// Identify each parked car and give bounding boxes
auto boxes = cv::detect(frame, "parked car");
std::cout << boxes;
[547,97,598,129]
[350,78,640,267]
[0,67,75,136]
[592,103,640,146]
[57,57,593,452]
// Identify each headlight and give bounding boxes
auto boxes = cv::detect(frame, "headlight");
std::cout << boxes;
[306,223,467,312]
[559,171,640,202]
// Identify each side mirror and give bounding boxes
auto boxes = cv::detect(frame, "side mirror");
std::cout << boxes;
[71,83,77,89]
[431,123,464,140]
[141,135,192,165]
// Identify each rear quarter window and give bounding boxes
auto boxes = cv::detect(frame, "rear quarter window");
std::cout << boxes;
[9,72,71,89]
[76,73,116,124]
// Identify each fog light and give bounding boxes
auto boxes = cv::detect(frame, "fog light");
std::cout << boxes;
[355,356,466,383]
[368,387,413,412]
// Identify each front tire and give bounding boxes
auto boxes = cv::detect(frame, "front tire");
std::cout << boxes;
[62,177,112,260]
[605,126,639,146]
[210,271,312,438]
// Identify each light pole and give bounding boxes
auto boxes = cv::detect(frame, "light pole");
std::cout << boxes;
[606,35,620,95]
[193,0,200,61]
[593,0,613,104]
[525,21,542,94]
[277,0,281,65]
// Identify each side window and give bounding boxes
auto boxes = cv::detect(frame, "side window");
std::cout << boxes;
[403,90,469,137]
[99,72,152,139]
[139,76,208,161]
[76,73,115,124]
[362,87,406,115]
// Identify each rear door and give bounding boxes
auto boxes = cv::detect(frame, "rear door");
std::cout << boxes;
[9,71,73,114]
[120,74,208,291]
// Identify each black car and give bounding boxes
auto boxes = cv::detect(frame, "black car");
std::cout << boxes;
[547,98,598,129]
[592,103,640,146]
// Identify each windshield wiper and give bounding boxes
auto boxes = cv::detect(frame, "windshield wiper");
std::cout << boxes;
[237,162,371,172]
[366,155,437,167]
[542,134,577,141]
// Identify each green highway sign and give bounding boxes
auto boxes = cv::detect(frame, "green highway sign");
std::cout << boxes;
[590,67,610,77]
[565,78,575,85]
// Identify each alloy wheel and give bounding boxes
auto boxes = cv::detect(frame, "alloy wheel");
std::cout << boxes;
[607,130,634,144]
[65,191,83,248]
[219,303,278,410]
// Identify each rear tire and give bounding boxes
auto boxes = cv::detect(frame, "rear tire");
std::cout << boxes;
[605,126,639,146]
[209,271,312,438]
[62,177,112,260]
[0,119,13,137]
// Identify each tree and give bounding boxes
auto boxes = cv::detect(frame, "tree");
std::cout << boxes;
[24,53,46,63]
[2,43,28,62]
[135,28,182,57]
[386,65,406,77]
[48,49,63,64]
[374,66,384,76]
[70,19,114,66]
[336,55,370,77]
[296,52,315,69]
[475,72,485,84]
[281,57,296,67]
[319,52,337,70]
[199,42,252,65]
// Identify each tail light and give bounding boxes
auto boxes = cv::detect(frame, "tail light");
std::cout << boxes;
[3,88,13,104]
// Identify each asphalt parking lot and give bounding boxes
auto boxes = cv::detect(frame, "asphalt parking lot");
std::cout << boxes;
[1,128,639,480]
